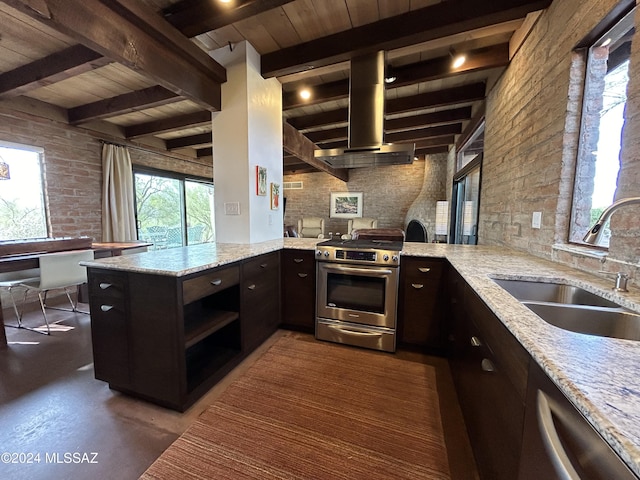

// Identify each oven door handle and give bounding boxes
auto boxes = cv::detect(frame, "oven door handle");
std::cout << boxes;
[321,265,393,276]
[327,324,383,337]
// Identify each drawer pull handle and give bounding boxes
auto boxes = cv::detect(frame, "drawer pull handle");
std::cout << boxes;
[248,284,256,290]
[481,358,495,372]
[411,283,424,289]
[418,267,431,273]
[210,279,222,286]
[100,305,114,312]
[99,283,112,290]
[297,273,308,278]
[470,336,482,347]
[293,258,304,263]
[260,263,268,268]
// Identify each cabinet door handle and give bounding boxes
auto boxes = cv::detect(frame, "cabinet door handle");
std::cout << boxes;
[100,305,114,312]
[247,284,256,290]
[481,358,495,372]
[293,258,304,263]
[99,282,112,290]
[537,391,581,480]
[297,273,308,278]
[470,336,482,347]
[210,279,222,286]
[260,263,268,268]
[418,267,431,273]
[411,283,424,289]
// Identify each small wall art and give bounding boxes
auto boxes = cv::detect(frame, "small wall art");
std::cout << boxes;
[330,192,363,218]
[270,182,280,210]
[256,165,267,196]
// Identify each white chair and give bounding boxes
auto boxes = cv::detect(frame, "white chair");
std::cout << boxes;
[0,270,41,332]
[341,218,378,239]
[15,249,94,335]
[297,217,325,238]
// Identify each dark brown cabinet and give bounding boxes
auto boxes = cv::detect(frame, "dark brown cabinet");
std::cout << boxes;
[241,251,280,352]
[397,256,446,352]
[280,249,316,332]
[447,267,530,480]
[88,262,243,411]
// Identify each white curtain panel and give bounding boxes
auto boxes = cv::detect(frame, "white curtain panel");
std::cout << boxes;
[101,144,136,242]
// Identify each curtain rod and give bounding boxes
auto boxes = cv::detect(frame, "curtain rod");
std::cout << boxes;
[99,139,212,168]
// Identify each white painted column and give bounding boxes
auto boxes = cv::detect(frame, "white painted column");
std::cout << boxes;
[210,41,283,244]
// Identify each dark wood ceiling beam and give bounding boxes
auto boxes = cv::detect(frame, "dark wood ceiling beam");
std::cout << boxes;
[3,0,225,111]
[387,83,486,114]
[415,136,457,148]
[68,86,179,125]
[415,146,450,156]
[197,147,213,158]
[283,121,348,181]
[125,110,212,139]
[164,0,297,38]
[306,127,348,144]
[0,44,110,99]
[385,107,472,132]
[288,109,348,130]
[282,44,508,110]
[166,132,212,150]
[386,124,462,143]
[262,0,551,77]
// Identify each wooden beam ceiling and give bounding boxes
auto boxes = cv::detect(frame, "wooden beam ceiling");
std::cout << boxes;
[261,0,552,77]
[2,0,226,111]
[166,132,212,150]
[163,0,297,38]
[0,44,111,99]
[68,86,180,125]
[125,111,212,139]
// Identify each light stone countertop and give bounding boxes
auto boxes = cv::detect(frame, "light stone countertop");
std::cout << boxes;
[83,238,640,476]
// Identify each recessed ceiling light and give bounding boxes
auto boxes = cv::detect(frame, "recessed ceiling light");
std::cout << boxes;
[601,38,612,47]
[452,54,466,69]
[299,88,311,100]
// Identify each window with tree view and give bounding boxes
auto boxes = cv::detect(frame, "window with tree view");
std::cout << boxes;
[134,169,215,250]
[570,7,635,247]
[0,144,47,241]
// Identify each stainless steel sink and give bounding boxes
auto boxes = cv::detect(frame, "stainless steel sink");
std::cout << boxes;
[524,302,640,341]
[493,279,622,308]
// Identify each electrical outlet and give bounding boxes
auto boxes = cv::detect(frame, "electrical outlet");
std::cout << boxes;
[532,211,542,229]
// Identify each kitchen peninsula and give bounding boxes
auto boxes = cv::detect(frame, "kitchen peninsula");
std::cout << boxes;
[82,239,640,478]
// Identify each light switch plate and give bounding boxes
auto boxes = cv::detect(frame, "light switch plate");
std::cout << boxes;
[224,202,240,215]
[532,211,542,229]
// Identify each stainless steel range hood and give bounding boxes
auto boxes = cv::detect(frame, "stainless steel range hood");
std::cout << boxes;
[314,51,415,168]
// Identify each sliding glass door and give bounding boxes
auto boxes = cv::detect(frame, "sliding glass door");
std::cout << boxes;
[134,169,214,250]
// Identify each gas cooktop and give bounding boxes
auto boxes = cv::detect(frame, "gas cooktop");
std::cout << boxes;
[316,238,404,251]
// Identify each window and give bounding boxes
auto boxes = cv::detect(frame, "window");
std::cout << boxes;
[0,143,47,240]
[134,168,214,250]
[569,6,635,247]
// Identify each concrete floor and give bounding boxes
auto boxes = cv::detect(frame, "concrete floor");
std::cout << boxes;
[0,305,282,480]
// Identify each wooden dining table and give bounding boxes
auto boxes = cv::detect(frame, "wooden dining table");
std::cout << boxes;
[0,238,151,347]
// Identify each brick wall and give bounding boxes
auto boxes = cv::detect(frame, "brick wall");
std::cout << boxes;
[482,0,640,283]
[0,108,212,242]
[283,159,428,237]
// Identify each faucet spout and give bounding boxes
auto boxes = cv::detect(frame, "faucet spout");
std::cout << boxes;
[583,197,640,244]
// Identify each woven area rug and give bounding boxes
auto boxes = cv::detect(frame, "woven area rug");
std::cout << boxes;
[141,333,451,480]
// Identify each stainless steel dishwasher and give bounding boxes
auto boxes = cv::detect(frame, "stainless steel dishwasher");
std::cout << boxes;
[518,361,638,480]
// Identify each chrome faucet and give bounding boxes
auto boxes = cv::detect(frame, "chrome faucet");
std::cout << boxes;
[582,197,640,244]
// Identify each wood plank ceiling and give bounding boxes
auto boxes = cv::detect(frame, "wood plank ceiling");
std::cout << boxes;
[0,0,551,179]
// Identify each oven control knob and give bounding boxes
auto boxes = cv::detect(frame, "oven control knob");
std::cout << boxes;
[316,250,322,257]
[324,251,330,257]
[383,254,389,261]
[392,255,399,262]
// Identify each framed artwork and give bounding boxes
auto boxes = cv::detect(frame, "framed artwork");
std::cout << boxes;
[270,182,280,210]
[256,165,267,196]
[330,192,363,218]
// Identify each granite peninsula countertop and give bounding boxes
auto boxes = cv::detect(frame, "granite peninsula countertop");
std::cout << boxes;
[83,239,640,476]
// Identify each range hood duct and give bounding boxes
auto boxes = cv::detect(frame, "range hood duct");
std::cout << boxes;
[314,51,415,168]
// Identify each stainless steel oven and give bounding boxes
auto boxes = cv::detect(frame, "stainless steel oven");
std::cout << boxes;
[315,239,401,352]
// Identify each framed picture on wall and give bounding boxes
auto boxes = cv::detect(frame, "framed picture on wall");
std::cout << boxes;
[256,165,267,196]
[270,182,280,210]
[330,192,363,218]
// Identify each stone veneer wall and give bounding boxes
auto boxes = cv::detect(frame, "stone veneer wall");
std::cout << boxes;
[0,107,212,242]
[481,0,640,285]
[283,160,427,237]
